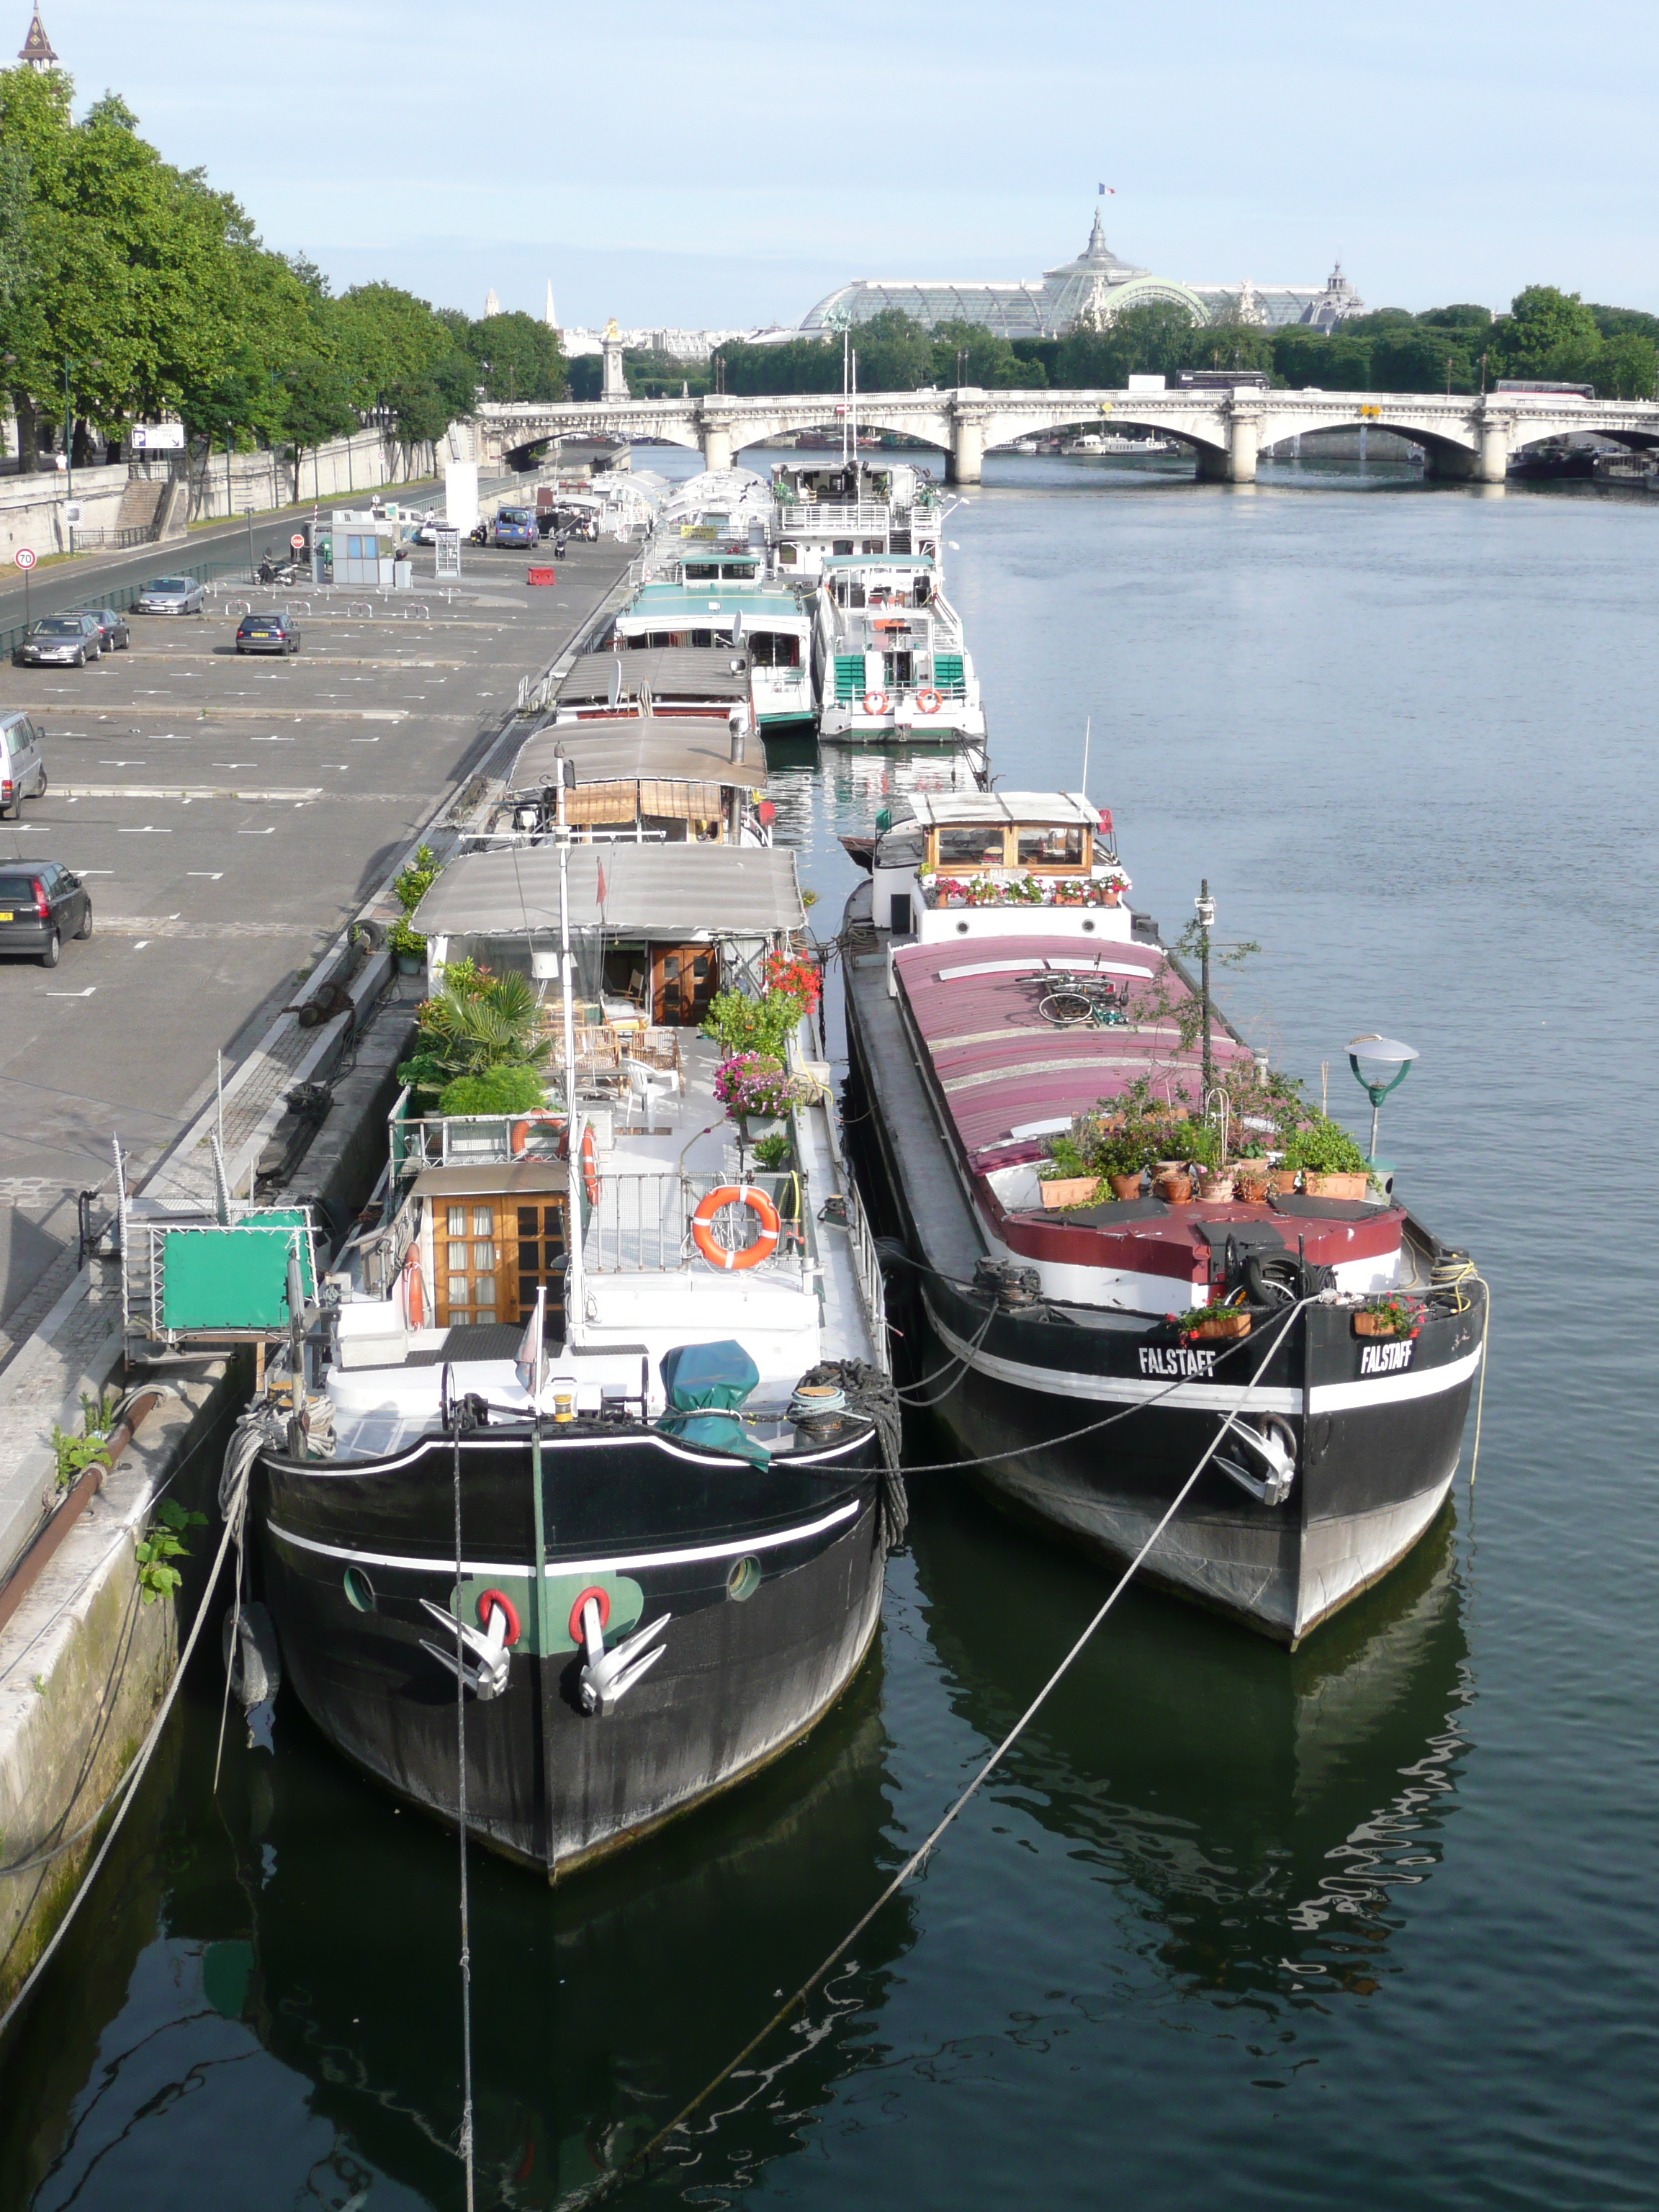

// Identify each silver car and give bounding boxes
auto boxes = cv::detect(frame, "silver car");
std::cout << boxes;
[133,574,204,615]
[13,613,102,666]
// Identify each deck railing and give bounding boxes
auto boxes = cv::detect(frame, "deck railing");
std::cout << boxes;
[586,1169,804,1276]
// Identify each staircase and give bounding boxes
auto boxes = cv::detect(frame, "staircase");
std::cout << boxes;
[114,472,188,545]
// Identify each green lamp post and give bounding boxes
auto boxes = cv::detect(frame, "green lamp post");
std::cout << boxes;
[1347,1033,1419,1164]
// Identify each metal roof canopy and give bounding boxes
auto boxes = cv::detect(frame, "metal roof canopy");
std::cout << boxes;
[413,1161,569,1198]
[621,586,809,616]
[907,791,1097,827]
[412,843,804,938]
[554,649,750,706]
[508,719,758,793]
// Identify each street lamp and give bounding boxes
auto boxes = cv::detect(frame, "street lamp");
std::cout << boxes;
[1194,879,1216,1094]
[1347,1033,1419,1162]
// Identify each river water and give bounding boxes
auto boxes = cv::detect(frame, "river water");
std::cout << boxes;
[4,449,1655,2210]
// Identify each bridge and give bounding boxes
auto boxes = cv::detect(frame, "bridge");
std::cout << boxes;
[475,386,1659,485]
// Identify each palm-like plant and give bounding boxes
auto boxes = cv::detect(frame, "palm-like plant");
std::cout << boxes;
[399,961,552,1102]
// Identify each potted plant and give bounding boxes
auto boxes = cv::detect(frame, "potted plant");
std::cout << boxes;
[1175,1300,1251,1342]
[1097,867,1130,908]
[1353,1293,1424,1339]
[388,914,426,976]
[1282,1115,1372,1200]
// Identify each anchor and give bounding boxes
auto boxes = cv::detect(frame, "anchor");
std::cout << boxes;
[575,1593,667,1716]
[419,1592,513,1701]
[1215,1413,1298,1509]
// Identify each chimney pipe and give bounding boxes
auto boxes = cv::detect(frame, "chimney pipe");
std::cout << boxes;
[729,723,745,765]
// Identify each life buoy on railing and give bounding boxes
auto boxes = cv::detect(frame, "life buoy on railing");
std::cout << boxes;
[510,1110,565,1157]
[691,1184,781,1271]
[863,689,889,716]
[580,1124,600,1207]
[400,1241,426,1328]
[916,687,943,715]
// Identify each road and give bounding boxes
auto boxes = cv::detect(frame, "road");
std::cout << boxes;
[0,533,629,1342]
[0,475,448,632]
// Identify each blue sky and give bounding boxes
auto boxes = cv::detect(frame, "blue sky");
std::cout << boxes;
[29,0,1659,326]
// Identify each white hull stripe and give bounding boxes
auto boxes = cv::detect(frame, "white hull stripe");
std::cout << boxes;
[927,1308,1483,1415]
[266,1497,861,1581]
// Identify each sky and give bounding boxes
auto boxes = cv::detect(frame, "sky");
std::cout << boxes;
[23,0,1659,328]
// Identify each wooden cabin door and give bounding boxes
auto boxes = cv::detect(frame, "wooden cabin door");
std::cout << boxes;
[434,1194,569,1338]
[651,944,717,1026]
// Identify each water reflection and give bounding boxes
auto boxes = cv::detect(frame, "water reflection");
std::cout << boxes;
[4,1656,911,2211]
[907,1478,1473,2010]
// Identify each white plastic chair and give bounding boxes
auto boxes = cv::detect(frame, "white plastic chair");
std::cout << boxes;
[621,1058,682,1131]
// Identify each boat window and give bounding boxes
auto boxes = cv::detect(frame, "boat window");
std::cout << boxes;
[749,631,801,667]
[1017,825,1085,869]
[777,543,797,564]
[833,540,853,556]
[938,826,1010,868]
[472,1206,493,1235]
[446,1205,467,1236]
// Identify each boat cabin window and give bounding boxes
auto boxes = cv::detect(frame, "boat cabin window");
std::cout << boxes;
[776,542,798,565]
[936,824,1012,868]
[1017,824,1087,871]
[749,631,801,668]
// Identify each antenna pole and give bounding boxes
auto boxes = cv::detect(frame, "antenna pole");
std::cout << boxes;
[557,770,583,1345]
[1081,714,1090,795]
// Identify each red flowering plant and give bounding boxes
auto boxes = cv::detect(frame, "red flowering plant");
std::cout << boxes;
[763,950,822,1011]
[1357,1293,1425,1339]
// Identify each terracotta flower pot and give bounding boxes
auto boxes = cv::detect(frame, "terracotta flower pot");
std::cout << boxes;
[1109,1171,1144,1201]
[1101,888,1121,907]
[1233,1169,1269,1204]
[1197,1170,1235,1202]
[1270,1169,1299,1195]
[1154,1169,1192,1202]
[1304,1171,1371,1201]
[1040,1175,1100,1210]
[1186,1310,1252,1341]
[1353,1308,1411,1338]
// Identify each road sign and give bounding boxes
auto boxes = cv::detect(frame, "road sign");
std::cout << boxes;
[63,502,82,524]
[290,533,305,552]
[130,423,186,451]
[14,547,36,570]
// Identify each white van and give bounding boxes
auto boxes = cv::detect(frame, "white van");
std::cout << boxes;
[0,713,47,819]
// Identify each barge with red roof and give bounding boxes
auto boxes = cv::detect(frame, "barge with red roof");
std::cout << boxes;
[842,789,1485,1645]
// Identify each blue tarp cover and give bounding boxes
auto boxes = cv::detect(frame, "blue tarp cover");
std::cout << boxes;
[656,1340,768,1466]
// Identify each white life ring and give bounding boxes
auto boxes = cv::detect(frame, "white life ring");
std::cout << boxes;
[863,689,889,716]
[916,687,942,715]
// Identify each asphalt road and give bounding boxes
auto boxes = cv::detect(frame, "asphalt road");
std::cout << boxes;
[0,534,629,1316]
[0,475,447,633]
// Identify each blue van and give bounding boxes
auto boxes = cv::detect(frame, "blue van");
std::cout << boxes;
[493,505,539,549]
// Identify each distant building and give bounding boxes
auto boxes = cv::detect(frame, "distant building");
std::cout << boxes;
[17,4,57,68]
[483,287,501,319]
[557,324,756,363]
[797,212,1362,338]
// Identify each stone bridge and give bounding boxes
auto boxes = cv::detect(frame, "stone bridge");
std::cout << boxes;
[477,387,1659,485]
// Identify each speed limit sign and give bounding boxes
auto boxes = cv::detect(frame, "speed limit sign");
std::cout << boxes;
[290,533,305,551]
[14,547,36,570]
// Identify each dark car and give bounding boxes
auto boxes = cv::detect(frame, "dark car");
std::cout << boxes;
[13,613,102,667]
[235,611,301,656]
[0,861,91,968]
[85,608,130,652]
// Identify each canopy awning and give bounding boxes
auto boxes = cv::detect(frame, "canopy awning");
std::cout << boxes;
[411,843,804,939]
[554,648,750,709]
[508,717,757,793]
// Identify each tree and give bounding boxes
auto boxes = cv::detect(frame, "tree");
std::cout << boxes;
[1370,326,1477,395]
[1593,332,1658,400]
[279,357,355,500]
[927,318,1030,388]
[462,310,565,403]
[1487,285,1601,380]
[850,308,932,393]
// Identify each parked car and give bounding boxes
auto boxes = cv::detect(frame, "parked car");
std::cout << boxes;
[134,575,204,615]
[493,505,539,549]
[84,608,130,652]
[0,860,89,968]
[235,611,301,656]
[12,613,102,667]
[0,711,47,819]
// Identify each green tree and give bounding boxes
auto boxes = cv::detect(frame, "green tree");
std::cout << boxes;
[462,309,565,403]
[927,318,1030,388]
[1593,331,1658,399]
[279,356,356,500]
[850,308,932,392]
[1370,326,1477,394]
[1487,285,1601,380]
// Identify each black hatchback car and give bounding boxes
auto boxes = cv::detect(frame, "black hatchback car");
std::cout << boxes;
[0,861,92,968]
[235,611,300,655]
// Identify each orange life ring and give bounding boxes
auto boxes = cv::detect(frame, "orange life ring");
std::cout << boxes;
[916,687,942,714]
[863,688,889,716]
[400,1241,425,1328]
[580,1123,600,1207]
[510,1110,565,1156]
[691,1184,781,1271]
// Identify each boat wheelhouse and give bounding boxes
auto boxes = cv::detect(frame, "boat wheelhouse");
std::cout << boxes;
[485,717,773,848]
[604,581,816,732]
[841,789,1484,1647]
[657,466,773,547]
[254,837,897,1876]
[813,553,984,747]
[768,460,944,585]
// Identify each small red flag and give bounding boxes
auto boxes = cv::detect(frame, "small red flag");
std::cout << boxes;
[595,859,607,908]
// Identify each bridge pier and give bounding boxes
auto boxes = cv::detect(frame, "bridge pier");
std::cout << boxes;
[1192,409,1262,484]
[948,397,986,485]
[701,421,734,475]
[1475,420,1509,484]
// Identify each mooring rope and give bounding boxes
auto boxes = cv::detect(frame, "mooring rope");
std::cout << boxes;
[569,1296,1313,2206]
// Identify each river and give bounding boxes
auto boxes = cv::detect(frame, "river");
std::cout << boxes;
[4,447,1655,2211]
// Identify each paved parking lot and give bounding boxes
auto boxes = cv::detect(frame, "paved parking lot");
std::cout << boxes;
[0,538,629,1328]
